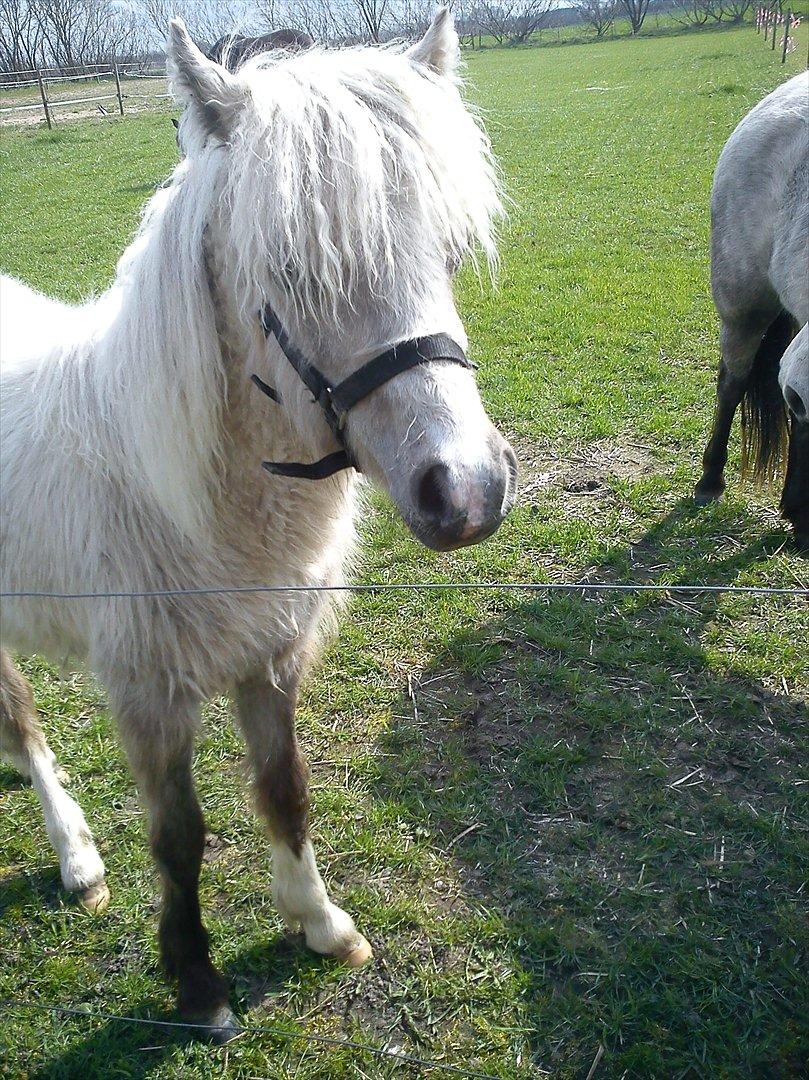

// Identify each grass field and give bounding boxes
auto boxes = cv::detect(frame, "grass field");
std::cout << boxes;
[1,25,808,1080]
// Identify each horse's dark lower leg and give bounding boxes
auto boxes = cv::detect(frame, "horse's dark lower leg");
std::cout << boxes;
[116,699,239,1041]
[234,672,372,967]
[695,311,788,504]
[695,362,749,504]
[781,418,809,552]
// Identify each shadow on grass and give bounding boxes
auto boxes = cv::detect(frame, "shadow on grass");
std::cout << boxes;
[370,500,808,1077]
[120,180,165,196]
[20,941,353,1080]
[24,999,195,1080]
[0,762,27,790]
[0,867,68,916]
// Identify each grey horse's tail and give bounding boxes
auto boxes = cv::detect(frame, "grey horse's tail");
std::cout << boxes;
[740,310,796,481]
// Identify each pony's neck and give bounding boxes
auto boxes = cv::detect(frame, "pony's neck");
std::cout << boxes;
[96,159,355,573]
[96,164,229,540]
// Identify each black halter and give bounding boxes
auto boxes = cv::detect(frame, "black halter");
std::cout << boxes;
[254,305,476,480]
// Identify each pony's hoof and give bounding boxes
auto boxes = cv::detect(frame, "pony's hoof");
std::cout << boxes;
[335,934,373,968]
[195,1005,243,1044]
[78,880,110,914]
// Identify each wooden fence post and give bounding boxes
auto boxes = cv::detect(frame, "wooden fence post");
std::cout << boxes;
[781,9,791,62]
[36,69,52,129]
[772,3,779,48]
[113,63,124,116]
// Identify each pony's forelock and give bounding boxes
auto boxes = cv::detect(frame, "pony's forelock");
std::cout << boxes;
[217,42,503,327]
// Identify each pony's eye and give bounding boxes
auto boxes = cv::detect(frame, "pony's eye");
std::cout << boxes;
[446,252,462,276]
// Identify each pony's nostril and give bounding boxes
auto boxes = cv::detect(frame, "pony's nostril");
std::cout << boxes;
[784,386,807,422]
[415,462,452,521]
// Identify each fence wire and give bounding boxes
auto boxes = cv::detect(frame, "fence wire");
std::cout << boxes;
[5,999,520,1080]
[1,581,806,600]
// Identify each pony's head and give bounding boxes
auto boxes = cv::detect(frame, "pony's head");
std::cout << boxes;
[167,10,516,551]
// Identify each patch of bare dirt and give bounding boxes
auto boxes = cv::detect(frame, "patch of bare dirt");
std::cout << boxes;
[513,435,660,511]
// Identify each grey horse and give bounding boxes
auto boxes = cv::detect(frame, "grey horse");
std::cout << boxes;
[695,71,808,549]
[207,28,314,71]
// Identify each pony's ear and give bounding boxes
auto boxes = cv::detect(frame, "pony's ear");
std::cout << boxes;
[407,8,459,77]
[166,18,245,141]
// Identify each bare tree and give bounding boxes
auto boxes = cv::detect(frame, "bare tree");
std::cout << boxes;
[714,0,751,22]
[282,0,338,41]
[26,0,145,67]
[0,0,46,70]
[353,0,391,41]
[670,0,716,26]
[139,0,259,51]
[253,0,283,28]
[572,0,617,37]
[393,0,436,37]
[617,0,650,33]
[476,0,554,45]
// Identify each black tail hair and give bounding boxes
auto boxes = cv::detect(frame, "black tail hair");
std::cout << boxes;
[740,310,796,482]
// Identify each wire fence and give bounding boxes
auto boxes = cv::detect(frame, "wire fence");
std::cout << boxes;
[755,4,804,62]
[1,581,807,600]
[5,999,521,1080]
[0,63,170,127]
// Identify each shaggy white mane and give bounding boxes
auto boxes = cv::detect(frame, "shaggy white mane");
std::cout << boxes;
[177,39,503,325]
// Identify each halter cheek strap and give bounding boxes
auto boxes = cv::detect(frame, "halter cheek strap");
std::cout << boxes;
[254,304,475,480]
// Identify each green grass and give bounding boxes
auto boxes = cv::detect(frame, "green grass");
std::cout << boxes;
[1,26,808,1080]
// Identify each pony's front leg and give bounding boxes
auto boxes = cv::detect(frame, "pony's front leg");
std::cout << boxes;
[0,650,108,912]
[235,674,372,967]
[113,689,240,1042]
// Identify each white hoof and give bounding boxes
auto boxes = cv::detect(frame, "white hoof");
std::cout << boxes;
[298,902,371,964]
[333,933,373,968]
[77,879,110,914]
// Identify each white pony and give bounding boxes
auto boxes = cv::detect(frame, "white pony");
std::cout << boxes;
[0,11,516,1039]
[695,71,808,549]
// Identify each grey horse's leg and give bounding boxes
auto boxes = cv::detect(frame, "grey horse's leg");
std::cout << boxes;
[695,313,776,504]
[781,417,809,552]
[113,685,239,1041]
[234,671,372,966]
[0,650,108,911]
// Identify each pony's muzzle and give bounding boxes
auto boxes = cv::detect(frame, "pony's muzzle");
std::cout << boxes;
[409,436,518,551]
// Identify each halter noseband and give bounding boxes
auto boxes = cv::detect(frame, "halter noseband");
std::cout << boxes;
[254,305,475,480]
